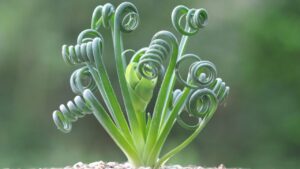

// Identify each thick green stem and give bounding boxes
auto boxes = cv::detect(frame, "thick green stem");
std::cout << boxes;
[111,11,145,156]
[86,42,135,148]
[146,88,190,166]
[159,33,189,130]
[155,104,217,168]
[146,32,190,166]
[142,31,178,164]
[83,89,141,165]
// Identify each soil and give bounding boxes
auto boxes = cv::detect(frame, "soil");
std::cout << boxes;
[55,161,231,169]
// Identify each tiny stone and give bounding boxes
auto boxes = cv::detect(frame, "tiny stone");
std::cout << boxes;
[107,162,117,167]
[138,167,151,169]
[217,164,226,169]
[172,165,182,169]
[88,162,99,167]
[56,161,231,169]
[73,162,84,168]
[196,166,205,169]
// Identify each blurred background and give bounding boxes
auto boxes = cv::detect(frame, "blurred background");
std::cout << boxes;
[0,0,299,168]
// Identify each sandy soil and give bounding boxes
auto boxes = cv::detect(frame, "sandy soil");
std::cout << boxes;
[51,161,230,169]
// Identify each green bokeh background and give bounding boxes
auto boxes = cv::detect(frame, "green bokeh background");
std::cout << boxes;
[0,0,299,168]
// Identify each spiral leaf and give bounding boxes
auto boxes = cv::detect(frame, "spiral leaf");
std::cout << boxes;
[177,88,217,130]
[137,31,177,80]
[77,29,103,44]
[115,2,139,33]
[175,54,217,89]
[91,3,115,30]
[62,33,103,66]
[52,95,92,133]
[70,66,97,94]
[172,5,208,36]
[211,78,230,104]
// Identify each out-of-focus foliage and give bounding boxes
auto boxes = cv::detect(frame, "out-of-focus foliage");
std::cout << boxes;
[0,0,299,168]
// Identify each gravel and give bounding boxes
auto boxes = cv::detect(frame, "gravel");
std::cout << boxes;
[53,161,229,169]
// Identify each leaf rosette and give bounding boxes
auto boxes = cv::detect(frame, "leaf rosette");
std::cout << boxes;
[51,2,230,168]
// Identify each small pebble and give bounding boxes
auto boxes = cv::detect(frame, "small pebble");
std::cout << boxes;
[59,161,230,169]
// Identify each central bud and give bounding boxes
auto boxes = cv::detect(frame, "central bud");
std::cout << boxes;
[126,62,157,113]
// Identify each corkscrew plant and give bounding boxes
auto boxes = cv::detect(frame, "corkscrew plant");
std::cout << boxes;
[52,2,229,168]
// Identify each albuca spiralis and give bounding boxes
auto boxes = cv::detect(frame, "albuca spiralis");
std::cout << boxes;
[52,2,229,168]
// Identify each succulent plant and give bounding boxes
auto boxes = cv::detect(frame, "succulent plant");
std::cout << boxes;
[52,2,229,168]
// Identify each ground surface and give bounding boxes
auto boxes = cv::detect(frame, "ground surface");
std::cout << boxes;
[53,161,230,169]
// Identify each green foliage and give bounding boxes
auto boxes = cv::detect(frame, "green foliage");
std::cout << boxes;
[1,0,299,168]
[51,2,229,168]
